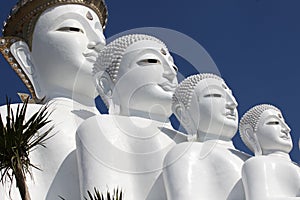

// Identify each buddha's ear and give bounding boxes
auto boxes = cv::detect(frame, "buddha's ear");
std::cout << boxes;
[173,102,196,140]
[244,126,262,156]
[11,41,35,75]
[96,71,113,97]
[173,102,188,124]
[10,41,45,99]
[95,71,114,107]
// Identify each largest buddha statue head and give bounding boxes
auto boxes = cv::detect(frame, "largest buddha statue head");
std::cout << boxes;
[0,0,108,103]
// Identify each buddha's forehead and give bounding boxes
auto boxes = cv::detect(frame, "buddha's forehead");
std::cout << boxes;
[36,4,100,28]
[194,78,227,93]
[124,40,166,55]
[260,109,282,121]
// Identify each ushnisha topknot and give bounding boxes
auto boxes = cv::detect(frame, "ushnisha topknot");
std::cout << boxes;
[2,0,108,50]
[94,34,168,83]
[239,104,281,152]
[172,73,224,111]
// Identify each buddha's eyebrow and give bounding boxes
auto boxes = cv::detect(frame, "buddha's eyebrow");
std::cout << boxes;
[266,115,280,120]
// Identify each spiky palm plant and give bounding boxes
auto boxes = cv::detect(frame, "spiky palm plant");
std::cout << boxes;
[85,187,123,200]
[0,97,53,200]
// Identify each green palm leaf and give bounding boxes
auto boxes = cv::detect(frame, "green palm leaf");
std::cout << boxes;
[84,187,123,200]
[0,97,53,200]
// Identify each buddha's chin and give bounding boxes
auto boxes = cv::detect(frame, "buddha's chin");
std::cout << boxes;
[208,124,237,140]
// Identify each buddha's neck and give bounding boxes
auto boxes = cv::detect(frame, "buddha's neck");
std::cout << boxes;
[195,132,235,148]
[117,108,171,123]
[198,132,232,142]
[264,150,291,161]
[43,80,97,108]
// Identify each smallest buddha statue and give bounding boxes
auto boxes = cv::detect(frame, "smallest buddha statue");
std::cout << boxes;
[239,104,300,200]
[163,74,249,200]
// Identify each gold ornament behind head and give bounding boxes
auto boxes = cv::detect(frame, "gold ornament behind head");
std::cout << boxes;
[2,0,108,50]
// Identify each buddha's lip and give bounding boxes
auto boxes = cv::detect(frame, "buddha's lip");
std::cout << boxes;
[225,111,236,120]
[280,135,290,140]
[158,82,177,92]
[280,133,290,139]
[83,51,98,62]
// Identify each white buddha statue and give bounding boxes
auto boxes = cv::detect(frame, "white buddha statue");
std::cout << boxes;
[239,104,300,200]
[163,74,250,200]
[76,34,183,200]
[0,0,107,199]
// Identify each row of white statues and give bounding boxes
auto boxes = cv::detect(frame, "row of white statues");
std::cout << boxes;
[0,0,299,199]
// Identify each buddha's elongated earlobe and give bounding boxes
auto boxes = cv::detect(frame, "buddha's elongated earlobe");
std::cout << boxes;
[95,71,118,112]
[10,41,46,101]
[0,37,45,103]
[173,102,197,141]
[173,103,185,123]
[245,128,262,156]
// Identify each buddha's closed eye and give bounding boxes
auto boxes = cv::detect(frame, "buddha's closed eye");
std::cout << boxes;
[137,59,161,65]
[266,121,280,125]
[204,94,222,98]
[56,27,84,33]
[173,65,178,72]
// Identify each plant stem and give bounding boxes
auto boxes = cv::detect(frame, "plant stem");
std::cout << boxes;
[15,162,31,200]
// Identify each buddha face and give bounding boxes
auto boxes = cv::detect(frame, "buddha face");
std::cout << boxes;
[30,4,105,97]
[256,109,292,154]
[112,40,178,118]
[187,78,238,139]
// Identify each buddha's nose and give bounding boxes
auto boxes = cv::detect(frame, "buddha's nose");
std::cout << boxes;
[88,40,105,52]
[282,122,291,134]
[88,32,106,51]
[226,93,238,109]
[163,57,178,83]
[163,65,177,83]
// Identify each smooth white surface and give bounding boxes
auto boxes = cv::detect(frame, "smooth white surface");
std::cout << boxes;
[256,109,292,155]
[76,115,180,199]
[164,140,249,200]
[172,77,238,141]
[241,108,300,200]
[0,4,104,200]
[164,75,249,200]
[12,4,105,101]
[188,78,238,140]
[242,155,300,200]
[76,37,179,199]
[100,40,178,120]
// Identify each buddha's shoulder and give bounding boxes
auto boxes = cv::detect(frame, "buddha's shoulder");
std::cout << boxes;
[76,114,176,141]
[164,142,204,162]
[242,157,263,170]
[79,114,179,130]
[164,142,244,168]
[76,115,115,134]
[166,142,247,159]
[78,114,159,126]
[227,148,251,161]
[168,141,204,152]
[244,155,297,168]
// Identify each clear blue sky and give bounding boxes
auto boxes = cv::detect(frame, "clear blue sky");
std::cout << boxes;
[0,0,299,162]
